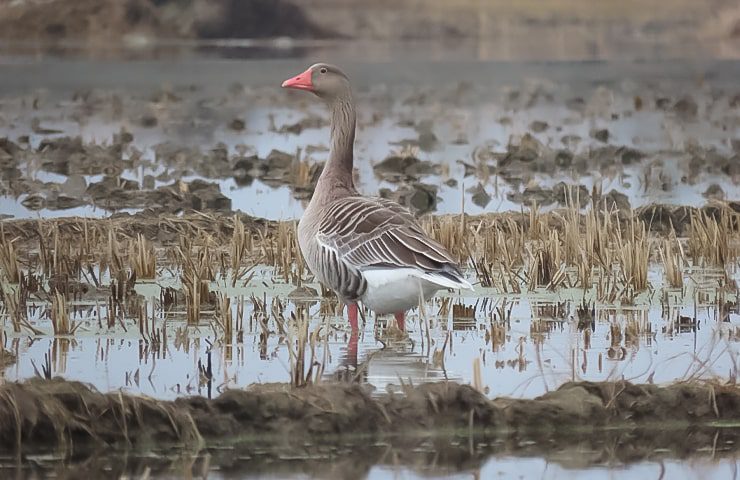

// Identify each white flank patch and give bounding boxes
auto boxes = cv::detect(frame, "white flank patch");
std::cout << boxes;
[361,268,472,314]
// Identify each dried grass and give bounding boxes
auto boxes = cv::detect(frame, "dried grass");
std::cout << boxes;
[130,234,156,279]
[260,221,304,284]
[1,287,23,333]
[106,227,125,277]
[688,209,735,267]
[615,217,649,292]
[230,215,253,287]
[659,235,684,289]
[178,240,215,325]
[526,229,565,290]
[286,308,326,387]
[0,237,20,284]
[423,211,471,263]
[50,292,78,335]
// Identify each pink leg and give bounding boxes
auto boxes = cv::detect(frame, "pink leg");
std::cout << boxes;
[347,330,358,368]
[394,312,405,331]
[348,303,359,332]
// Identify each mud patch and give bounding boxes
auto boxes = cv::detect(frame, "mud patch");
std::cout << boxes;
[0,202,737,256]
[373,154,439,182]
[0,349,15,369]
[0,135,317,214]
[0,210,269,249]
[379,182,438,214]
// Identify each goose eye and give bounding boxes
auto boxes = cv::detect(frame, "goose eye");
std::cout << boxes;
[319,67,327,74]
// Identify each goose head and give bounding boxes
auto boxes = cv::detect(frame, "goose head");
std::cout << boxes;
[282,63,351,102]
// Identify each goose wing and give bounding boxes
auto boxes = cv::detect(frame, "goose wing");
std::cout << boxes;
[316,196,470,290]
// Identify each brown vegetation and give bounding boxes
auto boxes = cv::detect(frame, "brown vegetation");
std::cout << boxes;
[0,202,737,339]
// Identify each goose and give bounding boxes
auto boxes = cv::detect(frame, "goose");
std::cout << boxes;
[282,63,472,331]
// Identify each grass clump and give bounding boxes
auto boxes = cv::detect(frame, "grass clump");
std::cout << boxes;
[130,234,156,279]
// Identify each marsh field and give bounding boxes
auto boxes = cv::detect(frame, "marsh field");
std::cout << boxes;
[1,1,740,478]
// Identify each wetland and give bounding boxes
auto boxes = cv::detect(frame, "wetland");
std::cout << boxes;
[1,30,740,480]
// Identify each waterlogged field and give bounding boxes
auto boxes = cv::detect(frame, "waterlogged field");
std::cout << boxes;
[1,208,739,398]
[1,52,740,479]
[1,257,739,401]
[1,59,739,221]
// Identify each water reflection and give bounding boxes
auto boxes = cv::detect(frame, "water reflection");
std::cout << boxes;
[3,280,739,401]
[4,426,740,479]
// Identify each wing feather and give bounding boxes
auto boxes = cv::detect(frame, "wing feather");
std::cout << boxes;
[316,196,469,290]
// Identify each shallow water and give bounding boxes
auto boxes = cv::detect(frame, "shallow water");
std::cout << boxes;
[4,431,740,480]
[3,265,739,401]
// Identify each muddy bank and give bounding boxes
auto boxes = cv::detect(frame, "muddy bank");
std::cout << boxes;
[0,0,737,63]
[1,378,740,453]
[298,0,740,44]
[0,210,271,248]
[0,0,329,44]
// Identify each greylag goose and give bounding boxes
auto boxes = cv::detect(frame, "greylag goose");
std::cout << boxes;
[282,63,472,331]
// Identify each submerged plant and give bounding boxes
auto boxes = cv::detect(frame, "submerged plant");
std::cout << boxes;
[286,307,326,387]
[215,293,233,344]
[182,271,202,326]
[1,286,23,333]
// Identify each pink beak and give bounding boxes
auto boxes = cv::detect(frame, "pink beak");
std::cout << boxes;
[281,67,314,91]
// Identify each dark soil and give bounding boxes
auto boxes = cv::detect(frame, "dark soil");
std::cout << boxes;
[0,0,330,43]
[0,135,313,214]
[1,378,740,454]
[373,154,439,181]
[0,210,271,248]
[379,182,439,214]
[0,349,15,369]
[195,0,332,40]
